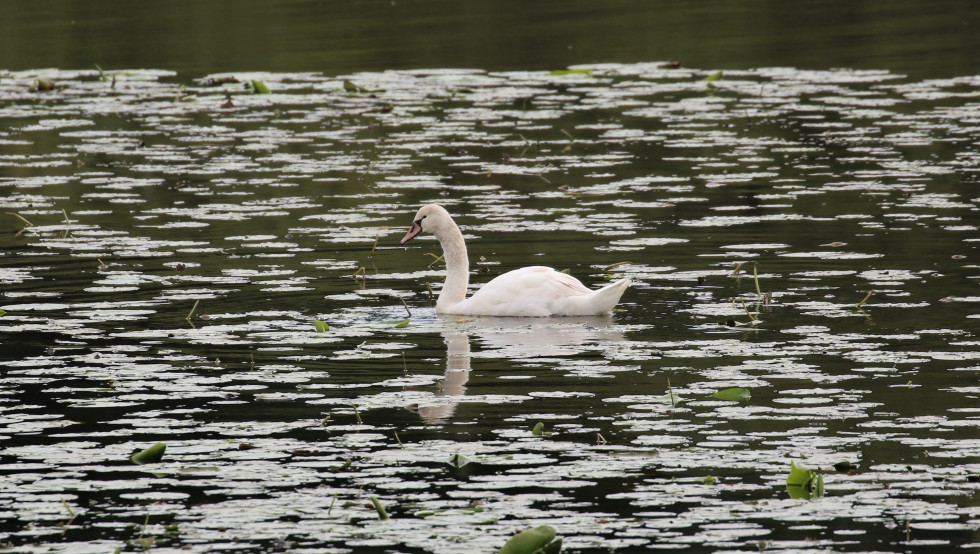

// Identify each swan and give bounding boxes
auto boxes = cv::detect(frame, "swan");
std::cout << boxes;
[399,204,630,316]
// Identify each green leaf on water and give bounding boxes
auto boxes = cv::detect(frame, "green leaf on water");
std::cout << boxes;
[498,525,561,554]
[702,71,723,81]
[531,422,552,438]
[448,453,469,468]
[130,443,166,465]
[94,63,108,82]
[0,309,5,317]
[393,318,410,328]
[549,69,593,77]
[786,460,824,499]
[331,458,352,472]
[704,475,717,485]
[833,460,856,472]
[786,460,811,486]
[251,79,270,94]
[713,387,751,401]
[314,320,330,332]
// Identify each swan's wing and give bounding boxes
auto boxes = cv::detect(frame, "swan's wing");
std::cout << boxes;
[483,266,591,296]
[543,268,593,295]
[453,267,595,316]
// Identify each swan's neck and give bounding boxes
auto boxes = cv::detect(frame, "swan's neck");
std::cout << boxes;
[435,220,469,311]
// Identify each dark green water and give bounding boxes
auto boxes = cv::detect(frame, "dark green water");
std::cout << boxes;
[1,0,978,79]
[1,3,979,553]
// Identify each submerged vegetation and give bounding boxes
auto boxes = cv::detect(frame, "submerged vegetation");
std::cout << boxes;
[0,63,978,551]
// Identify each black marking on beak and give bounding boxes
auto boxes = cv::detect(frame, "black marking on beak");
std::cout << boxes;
[400,219,423,245]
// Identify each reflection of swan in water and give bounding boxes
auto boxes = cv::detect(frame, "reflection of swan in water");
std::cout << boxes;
[413,316,625,423]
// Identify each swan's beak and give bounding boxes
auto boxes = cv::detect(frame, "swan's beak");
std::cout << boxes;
[400,221,422,245]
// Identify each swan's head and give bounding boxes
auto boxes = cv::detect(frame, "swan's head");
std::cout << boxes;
[400,204,452,245]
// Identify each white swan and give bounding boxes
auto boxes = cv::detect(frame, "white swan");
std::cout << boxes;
[399,204,630,316]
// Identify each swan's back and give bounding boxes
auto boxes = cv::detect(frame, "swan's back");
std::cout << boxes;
[447,266,629,317]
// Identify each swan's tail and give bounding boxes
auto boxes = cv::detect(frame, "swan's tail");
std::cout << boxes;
[588,277,630,315]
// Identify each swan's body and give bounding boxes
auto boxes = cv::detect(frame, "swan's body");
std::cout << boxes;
[400,204,629,316]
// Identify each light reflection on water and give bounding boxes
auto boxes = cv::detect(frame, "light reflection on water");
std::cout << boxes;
[0,64,978,552]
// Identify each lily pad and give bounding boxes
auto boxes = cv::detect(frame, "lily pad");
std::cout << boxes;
[549,69,593,77]
[712,388,751,401]
[786,460,824,499]
[499,525,561,554]
[251,80,271,94]
[448,453,469,468]
[130,443,166,465]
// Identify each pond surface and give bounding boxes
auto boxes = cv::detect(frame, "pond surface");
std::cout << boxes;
[0,64,978,552]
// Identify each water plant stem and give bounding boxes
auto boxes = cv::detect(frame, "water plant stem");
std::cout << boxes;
[857,289,875,308]
[185,299,200,321]
[352,267,367,289]
[425,253,445,267]
[60,499,76,536]
[753,263,761,296]
[138,513,149,542]
[352,404,362,424]
[369,496,389,520]
[398,297,412,318]
[5,211,34,227]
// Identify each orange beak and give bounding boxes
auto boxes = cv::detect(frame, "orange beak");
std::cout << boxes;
[400,220,422,245]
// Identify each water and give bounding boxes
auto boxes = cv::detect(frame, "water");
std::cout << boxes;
[1,63,977,553]
[1,0,978,79]
[1,5,980,552]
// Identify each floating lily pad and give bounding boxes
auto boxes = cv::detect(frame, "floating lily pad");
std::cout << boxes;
[786,460,824,499]
[549,69,593,77]
[130,443,166,465]
[712,387,751,401]
[448,453,469,468]
[499,525,561,554]
[251,79,271,94]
